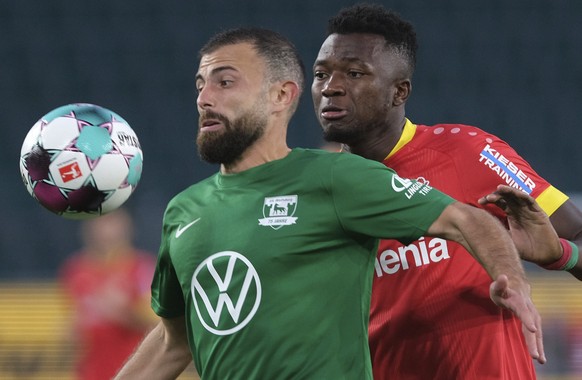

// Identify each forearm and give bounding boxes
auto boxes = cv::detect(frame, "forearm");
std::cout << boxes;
[464,216,526,283]
[549,201,582,281]
[559,222,582,280]
[115,317,194,379]
[567,237,582,281]
[478,186,582,280]
[428,202,526,283]
[428,202,544,362]
[538,235,582,281]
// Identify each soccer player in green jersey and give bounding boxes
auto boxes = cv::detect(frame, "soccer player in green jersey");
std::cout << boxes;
[115,27,547,379]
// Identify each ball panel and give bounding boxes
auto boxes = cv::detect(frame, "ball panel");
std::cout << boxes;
[67,186,107,212]
[40,117,80,150]
[33,181,69,213]
[91,154,129,190]
[100,186,133,214]
[75,125,113,160]
[127,153,143,186]
[24,144,52,181]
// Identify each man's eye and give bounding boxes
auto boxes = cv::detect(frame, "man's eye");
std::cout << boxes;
[220,80,233,87]
[314,72,328,79]
[348,71,363,78]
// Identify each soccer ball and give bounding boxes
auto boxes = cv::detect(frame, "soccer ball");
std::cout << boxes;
[19,103,143,219]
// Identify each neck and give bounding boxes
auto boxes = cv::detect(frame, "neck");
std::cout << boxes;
[348,116,406,162]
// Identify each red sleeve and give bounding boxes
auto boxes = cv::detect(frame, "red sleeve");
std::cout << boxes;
[448,126,567,216]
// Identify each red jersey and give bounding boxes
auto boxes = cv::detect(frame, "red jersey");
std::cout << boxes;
[60,250,156,380]
[370,119,568,380]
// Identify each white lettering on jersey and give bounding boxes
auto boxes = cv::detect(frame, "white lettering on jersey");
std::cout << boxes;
[478,144,536,194]
[191,251,261,336]
[391,174,434,199]
[391,174,413,192]
[374,237,450,276]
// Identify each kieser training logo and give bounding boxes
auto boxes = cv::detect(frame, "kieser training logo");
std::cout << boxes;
[191,251,261,336]
[391,174,432,199]
[478,143,535,194]
[258,195,298,230]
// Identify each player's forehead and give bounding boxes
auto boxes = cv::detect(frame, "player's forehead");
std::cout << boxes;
[314,33,389,66]
[197,42,264,80]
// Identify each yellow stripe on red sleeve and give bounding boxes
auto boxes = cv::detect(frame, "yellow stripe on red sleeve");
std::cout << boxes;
[535,185,569,216]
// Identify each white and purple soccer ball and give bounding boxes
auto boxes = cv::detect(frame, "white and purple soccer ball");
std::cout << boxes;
[19,103,143,219]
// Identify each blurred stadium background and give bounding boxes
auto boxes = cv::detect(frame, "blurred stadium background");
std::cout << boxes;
[1,0,581,378]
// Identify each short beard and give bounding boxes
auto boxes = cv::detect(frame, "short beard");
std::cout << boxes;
[322,122,368,146]
[197,109,267,166]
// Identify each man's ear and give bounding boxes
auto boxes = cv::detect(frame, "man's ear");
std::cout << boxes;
[393,79,411,107]
[271,80,300,112]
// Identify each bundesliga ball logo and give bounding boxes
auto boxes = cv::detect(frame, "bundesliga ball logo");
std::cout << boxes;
[19,103,143,219]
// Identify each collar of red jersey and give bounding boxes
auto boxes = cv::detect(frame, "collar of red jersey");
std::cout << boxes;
[385,118,417,160]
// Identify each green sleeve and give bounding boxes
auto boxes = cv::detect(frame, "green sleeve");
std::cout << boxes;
[151,204,186,318]
[329,153,455,245]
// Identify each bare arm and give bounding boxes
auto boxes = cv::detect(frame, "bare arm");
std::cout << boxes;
[426,201,545,364]
[479,185,582,281]
[549,200,582,280]
[427,201,530,290]
[114,316,196,379]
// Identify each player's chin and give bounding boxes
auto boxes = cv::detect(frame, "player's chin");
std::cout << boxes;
[323,129,352,145]
[322,125,355,145]
[321,117,344,131]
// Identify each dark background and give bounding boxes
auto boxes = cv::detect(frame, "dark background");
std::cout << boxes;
[2,0,581,279]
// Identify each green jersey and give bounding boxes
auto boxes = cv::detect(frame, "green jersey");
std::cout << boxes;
[151,148,454,379]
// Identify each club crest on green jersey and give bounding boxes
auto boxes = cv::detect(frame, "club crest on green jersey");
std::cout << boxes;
[258,195,298,230]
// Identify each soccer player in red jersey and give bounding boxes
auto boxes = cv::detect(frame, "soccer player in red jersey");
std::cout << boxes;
[60,209,157,380]
[312,3,582,379]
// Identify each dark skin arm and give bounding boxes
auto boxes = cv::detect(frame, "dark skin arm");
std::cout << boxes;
[548,201,582,280]
[479,185,582,281]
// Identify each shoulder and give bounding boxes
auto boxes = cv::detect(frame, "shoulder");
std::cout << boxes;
[161,175,217,225]
[289,147,342,162]
[293,147,388,168]
[294,149,392,182]
[416,123,492,140]
[168,175,216,205]
[413,123,510,153]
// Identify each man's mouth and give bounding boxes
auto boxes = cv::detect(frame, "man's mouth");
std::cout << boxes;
[200,119,223,131]
[321,105,348,120]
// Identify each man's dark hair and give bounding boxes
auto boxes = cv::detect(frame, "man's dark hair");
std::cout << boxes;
[327,3,418,73]
[200,27,305,97]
